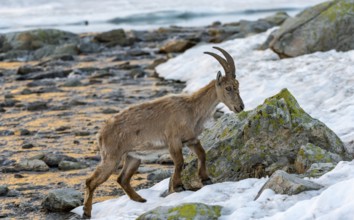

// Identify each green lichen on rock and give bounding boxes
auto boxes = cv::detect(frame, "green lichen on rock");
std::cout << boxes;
[304,162,336,178]
[269,0,354,58]
[182,89,349,190]
[295,143,341,173]
[137,203,222,220]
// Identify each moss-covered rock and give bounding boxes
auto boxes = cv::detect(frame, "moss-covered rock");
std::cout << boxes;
[269,0,354,58]
[303,162,336,178]
[295,143,342,173]
[181,88,349,190]
[137,203,222,220]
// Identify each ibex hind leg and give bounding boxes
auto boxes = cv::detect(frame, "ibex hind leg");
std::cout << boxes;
[117,153,146,203]
[83,159,117,218]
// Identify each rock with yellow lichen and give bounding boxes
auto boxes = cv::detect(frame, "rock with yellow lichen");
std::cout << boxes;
[181,88,350,190]
[137,203,222,220]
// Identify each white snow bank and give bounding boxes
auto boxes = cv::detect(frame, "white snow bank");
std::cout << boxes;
[72,160,354,219]
[156,29,354,143]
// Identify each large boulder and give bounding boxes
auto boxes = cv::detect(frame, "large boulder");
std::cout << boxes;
[269,0,354,58]
[0,29,78,52]
[137,203,222,220]
[181,89,349,190]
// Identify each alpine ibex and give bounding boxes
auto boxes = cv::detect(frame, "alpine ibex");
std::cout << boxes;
[83,47,244,217]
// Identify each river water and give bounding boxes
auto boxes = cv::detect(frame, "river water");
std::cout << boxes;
[0,0,325,33]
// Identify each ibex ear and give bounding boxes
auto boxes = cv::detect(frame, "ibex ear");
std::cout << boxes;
[216,71,222,85]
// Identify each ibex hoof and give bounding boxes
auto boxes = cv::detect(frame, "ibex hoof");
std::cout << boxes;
[202,178,213,186]
[173,185,186,192]
[133,197,147,203]
[82,213,91,219]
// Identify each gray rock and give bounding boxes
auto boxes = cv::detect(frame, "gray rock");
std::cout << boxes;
[62,78,82,87]
[261,11,290,26]
[17,64,43,75]
[295,143,342,173]
[52,44,78,58]
[32,45,56,60]
[146,58,167,70]
[255,170,322,200]
[147,170,172,182]
[269,0,354,58]
[160,39,196,53]
[42,153,77,167]
[15,159,49,172]
[25,101,48,111]
[94,29,133,47]
[0,29,78,52]
[0,185,9,196]
[304,162,336,178]
[137,203,222,220]
[58,160,87,171]
[21,143,34,149]
[181,89,349,190]
[42,188,83,212]
[17,128,31,136]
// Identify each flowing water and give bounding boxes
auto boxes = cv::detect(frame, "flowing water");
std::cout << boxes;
[0,0,326,33]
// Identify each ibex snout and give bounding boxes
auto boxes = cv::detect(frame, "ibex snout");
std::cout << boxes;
[233,100,244,113]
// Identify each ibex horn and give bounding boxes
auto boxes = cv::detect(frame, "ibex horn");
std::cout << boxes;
[204,47,236,78]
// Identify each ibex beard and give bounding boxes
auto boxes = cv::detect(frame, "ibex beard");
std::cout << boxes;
[83,47,244,218]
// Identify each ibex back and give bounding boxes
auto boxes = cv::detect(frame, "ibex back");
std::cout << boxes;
[83,47,244,218]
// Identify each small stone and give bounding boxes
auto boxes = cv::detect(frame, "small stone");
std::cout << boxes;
[26,101,48,111]
[22,143,34,149]
[17,129,31,136]
[42,188,83,212]
[0,130,14,136]
[0,185,9,196]
[58,160,87,171]
[255,170,322,200]
[147,170,172,182]
[62,78,82,87]
[73,140,80,145]
[55,126,70,132]
[6,190,21,197]
[14,174,25,178]
[15,159,50,172]
[17,64,42,75]
[101,108,119,114]
[74,131,90,136]
[160,39,196,53]
[42,153,77,167]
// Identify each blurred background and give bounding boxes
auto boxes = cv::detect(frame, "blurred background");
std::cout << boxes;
[0,0,326,33]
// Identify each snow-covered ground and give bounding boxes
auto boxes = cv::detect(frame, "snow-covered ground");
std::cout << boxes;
[72,30,354,219]
[73,160,354,219]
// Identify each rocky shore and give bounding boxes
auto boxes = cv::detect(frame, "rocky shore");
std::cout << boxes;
[0,12,289,219]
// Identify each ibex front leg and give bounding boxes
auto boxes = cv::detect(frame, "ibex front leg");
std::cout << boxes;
[168,139,185,193]
[188,140,212,185]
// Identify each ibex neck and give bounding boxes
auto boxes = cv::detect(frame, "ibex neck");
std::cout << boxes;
[189,80,219,116]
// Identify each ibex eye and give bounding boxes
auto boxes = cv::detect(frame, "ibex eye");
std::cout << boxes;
[225,87,232,91]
